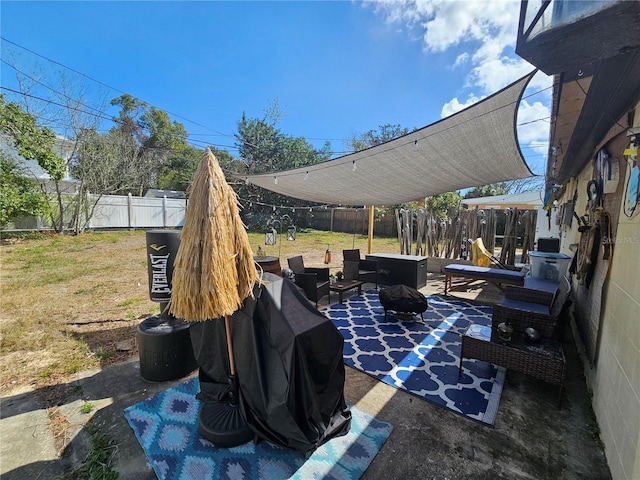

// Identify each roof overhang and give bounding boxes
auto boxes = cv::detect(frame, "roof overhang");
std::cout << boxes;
[516,1,640,77]
[514,1,640,190]
[547,49,640,188]
[237,71,536,206]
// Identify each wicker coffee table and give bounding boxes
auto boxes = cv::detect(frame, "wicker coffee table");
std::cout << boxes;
[459,324,566,407]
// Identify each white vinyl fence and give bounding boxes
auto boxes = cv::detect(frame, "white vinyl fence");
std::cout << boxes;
[6,193,187,231]
[89,194,186,229]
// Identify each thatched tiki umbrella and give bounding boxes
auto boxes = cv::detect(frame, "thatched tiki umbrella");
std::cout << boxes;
[169,148,260,447]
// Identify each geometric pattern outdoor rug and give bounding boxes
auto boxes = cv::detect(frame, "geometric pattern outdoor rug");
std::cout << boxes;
[124,377,392,480]
[322,291,506,426]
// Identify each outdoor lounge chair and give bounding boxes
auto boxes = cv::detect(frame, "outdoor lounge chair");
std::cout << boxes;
[492,275,571,340]
[342,249,377,287]
[444,264,525,295]
[444,237,524,295]
[287,255,330,307]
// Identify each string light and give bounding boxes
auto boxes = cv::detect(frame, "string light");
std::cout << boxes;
[237,196,330,212]
[352,160,357,171]
[304,171,309,180]
[274,176,278,185]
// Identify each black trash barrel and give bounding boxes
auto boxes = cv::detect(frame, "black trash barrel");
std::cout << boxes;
[137,315,197,382]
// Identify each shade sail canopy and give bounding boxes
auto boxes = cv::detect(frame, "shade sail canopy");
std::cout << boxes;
[239,71,536,206]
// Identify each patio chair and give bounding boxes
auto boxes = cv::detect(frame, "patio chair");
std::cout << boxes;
[342,249,377,287]
[492,275,571,340]
[287,255,330,307]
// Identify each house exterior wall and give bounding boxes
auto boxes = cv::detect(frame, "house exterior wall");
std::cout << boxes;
[558,124,640,480]
[593,141,640,480]
[597,190,640,480]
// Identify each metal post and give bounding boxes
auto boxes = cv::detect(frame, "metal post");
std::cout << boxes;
[267,214,293,259]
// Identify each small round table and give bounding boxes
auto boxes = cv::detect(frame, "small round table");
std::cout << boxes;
[254,256,282,276]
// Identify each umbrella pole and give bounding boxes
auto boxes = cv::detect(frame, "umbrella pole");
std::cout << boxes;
[225,315,236,377]
[198,314,253,448]
[224,314,241,407]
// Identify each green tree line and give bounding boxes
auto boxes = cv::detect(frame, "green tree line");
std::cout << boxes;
[2,84,535,233]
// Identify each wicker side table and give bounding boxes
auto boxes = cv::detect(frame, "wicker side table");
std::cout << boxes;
[459,324,566,408]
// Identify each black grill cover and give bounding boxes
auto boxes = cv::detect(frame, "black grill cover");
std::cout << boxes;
[233,273,351,457]
[379,284,428,314]
[189,317,231,402]
[192,273,351,457]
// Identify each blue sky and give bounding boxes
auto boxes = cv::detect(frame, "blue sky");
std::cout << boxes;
[1,1,552,177]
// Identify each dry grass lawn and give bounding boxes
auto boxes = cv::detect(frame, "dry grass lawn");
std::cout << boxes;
[0,229,399,396]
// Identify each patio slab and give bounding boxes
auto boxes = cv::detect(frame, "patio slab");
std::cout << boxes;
[0,273,611,479]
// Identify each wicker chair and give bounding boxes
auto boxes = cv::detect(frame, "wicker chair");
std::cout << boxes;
[287,255,330,307]
[342,249,377,287]
[492,276,570,341]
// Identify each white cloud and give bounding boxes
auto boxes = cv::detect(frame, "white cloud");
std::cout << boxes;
[366,0,554,159]
[366,0,531,93]
[518,99,551,147]
[440,93,481,117]
[453,52,469,68]
[467,57,534,93]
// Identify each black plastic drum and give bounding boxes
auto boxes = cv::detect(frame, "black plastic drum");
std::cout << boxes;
[137,315,197,382]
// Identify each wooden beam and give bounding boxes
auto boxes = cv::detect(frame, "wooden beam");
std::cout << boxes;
[367,205,374,254]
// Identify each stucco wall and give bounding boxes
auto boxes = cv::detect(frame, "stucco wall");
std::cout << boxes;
[569,131,640,480]
[593,171,640,480]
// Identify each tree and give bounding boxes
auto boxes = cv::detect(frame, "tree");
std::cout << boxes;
[155,143,202,192]
[156,145,242,192]
[503,176,544,193]
[0,94,67,230]
[236,100,330,174]
[464,178,543,198]
[0,152,48,228]
[2,67,117,233]
[234,100,331,217]
[348,124,411,152]
[464,183,508,199]
[0,94,65,181]
[109,94,189,196]
[425,191,463,223]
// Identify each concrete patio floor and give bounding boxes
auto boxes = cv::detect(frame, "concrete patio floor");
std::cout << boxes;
[0,273,611,479]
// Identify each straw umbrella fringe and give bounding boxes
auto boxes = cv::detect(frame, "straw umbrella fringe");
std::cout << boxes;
[169,149,259,322]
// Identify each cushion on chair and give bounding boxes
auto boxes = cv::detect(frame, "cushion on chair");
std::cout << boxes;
[445,264,525,282]
[499,298,551,315]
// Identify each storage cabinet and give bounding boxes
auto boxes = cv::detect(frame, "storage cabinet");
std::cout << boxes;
[365,253,428,289]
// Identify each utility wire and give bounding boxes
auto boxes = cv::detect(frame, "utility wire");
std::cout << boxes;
[1,36,234,139]
[2,37,557,152]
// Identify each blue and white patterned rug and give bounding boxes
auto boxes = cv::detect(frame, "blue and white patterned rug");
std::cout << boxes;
[124,377,392,480]
[323,291,506,426]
